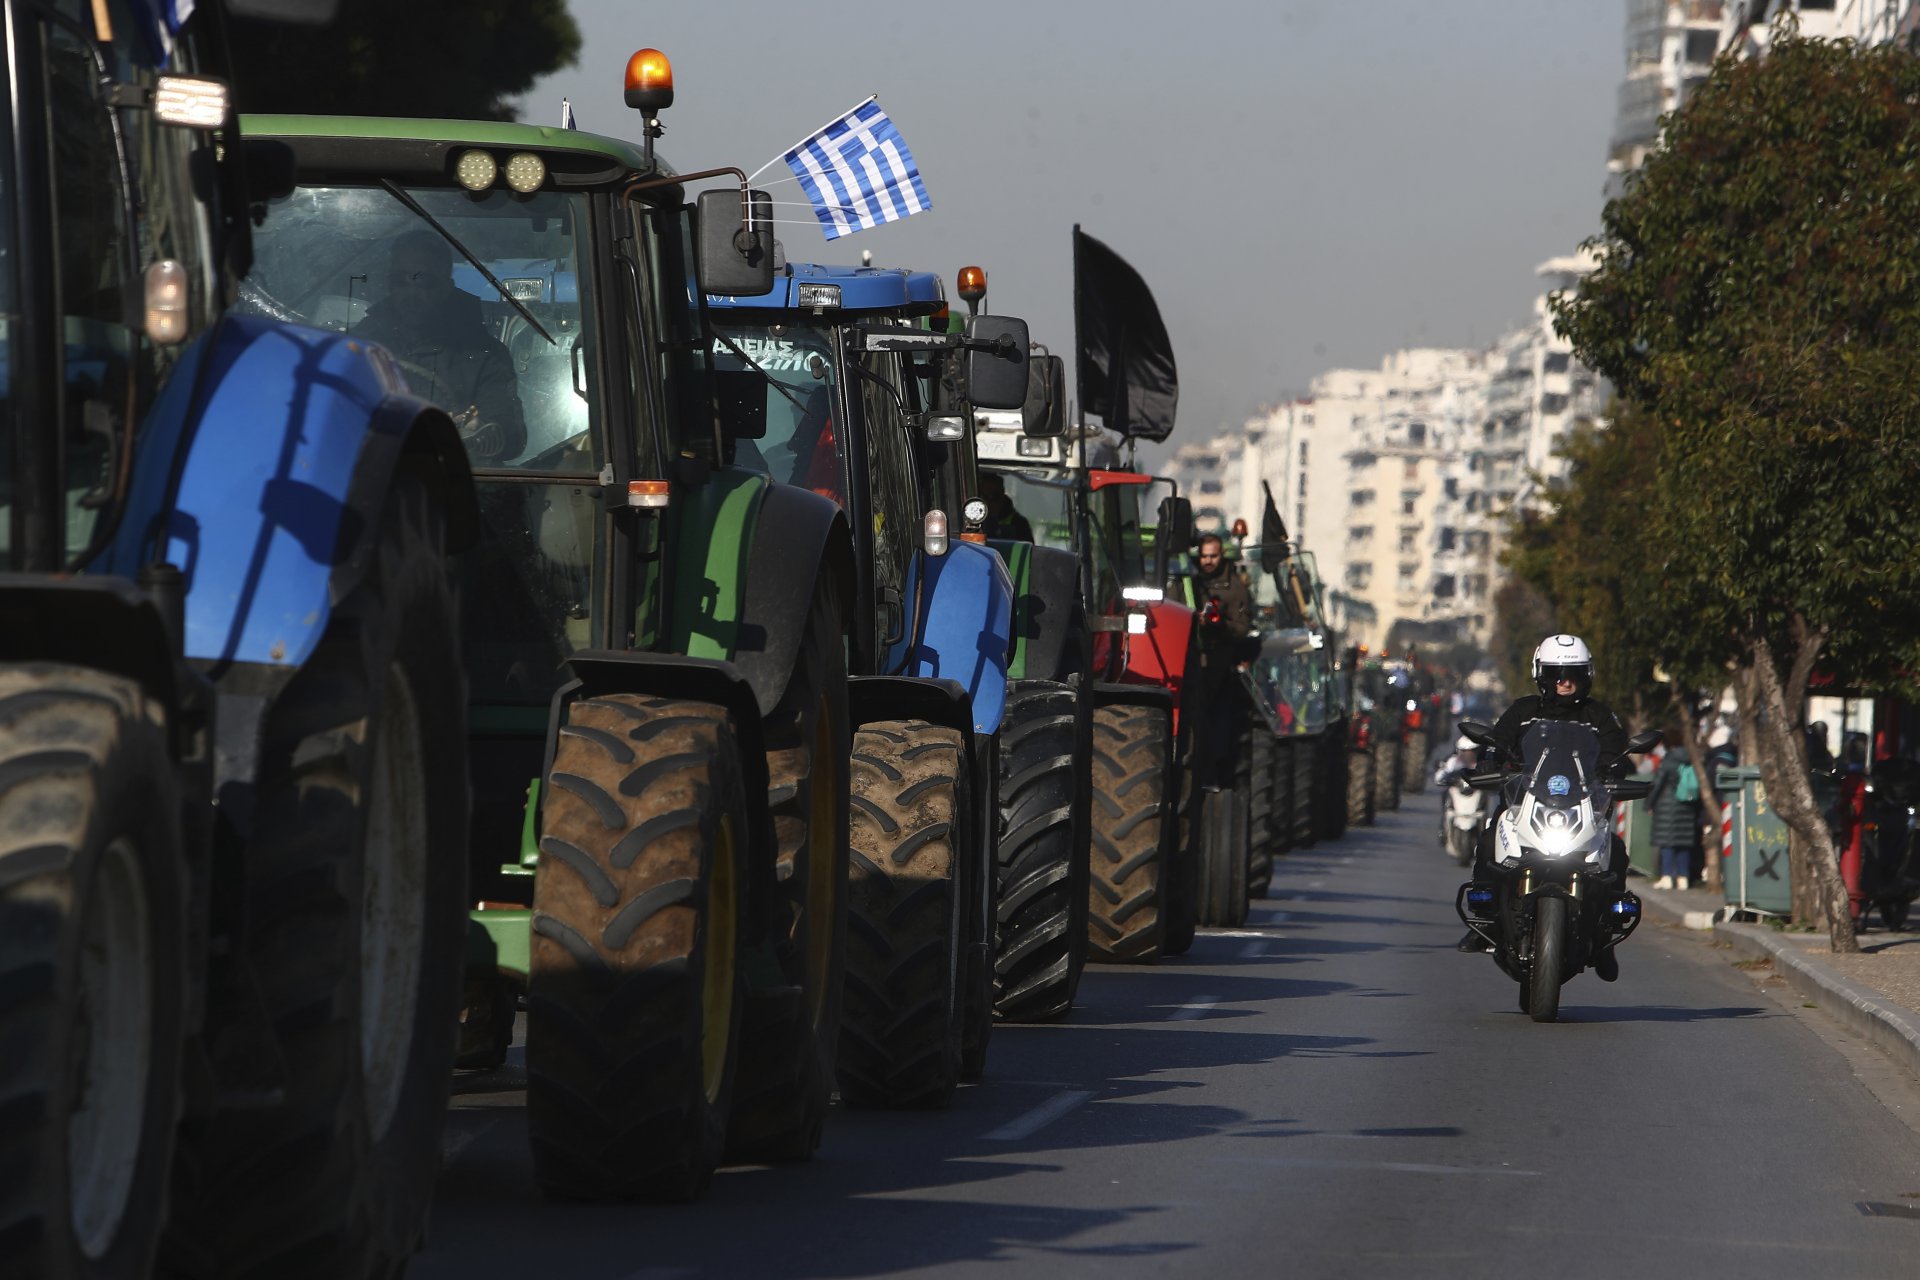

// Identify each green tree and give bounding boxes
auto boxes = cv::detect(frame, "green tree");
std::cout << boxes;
[228,0,581,121]
[1554,24,1920,951]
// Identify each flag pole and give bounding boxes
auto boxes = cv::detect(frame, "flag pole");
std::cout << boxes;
[746,94,879,184]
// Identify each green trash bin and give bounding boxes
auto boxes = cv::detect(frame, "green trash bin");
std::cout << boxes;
[1620,773,1656,877]
[1718,765,1793,917]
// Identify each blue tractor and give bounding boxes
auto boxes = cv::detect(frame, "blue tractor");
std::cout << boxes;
[708,263,1027,1104]
[0,3,477,1275]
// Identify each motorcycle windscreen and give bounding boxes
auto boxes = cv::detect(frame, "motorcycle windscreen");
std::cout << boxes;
[1515,720,1608,812]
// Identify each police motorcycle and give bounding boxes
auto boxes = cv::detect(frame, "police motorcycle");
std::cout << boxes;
[1436,733,1487,866]
[1454,719,1659,1022]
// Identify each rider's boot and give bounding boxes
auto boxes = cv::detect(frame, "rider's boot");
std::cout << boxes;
[1594,944,1620,982]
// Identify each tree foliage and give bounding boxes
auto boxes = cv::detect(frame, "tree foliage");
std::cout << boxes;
[1550,26,1920,949]
[228,0,582,121]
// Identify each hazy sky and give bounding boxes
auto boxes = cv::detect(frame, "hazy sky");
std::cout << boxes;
[522,1,1623,462]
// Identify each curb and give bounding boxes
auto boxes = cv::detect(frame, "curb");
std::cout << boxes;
[1712,920,1920,1083]
[1630,880,1718,931]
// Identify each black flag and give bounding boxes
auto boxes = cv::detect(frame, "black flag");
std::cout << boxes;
[1074,226,1178,443]
[1259,481,1290,576]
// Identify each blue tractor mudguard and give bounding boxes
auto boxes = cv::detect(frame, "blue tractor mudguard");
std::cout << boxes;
[93,313,474,671]
[892,539,1013,737]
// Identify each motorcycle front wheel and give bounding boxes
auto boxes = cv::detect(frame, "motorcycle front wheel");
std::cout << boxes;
[1528,896,1566,1023]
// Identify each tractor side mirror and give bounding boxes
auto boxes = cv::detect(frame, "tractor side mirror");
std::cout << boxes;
[964,314,1029,411]
[1022,353,1067,438]
[695,188,774,297]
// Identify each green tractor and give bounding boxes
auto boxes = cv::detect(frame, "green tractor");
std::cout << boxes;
[243,57,858,1199]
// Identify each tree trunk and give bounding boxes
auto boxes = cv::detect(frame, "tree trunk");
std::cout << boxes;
[1668,686,1722,890]
[1749,630,1858,953]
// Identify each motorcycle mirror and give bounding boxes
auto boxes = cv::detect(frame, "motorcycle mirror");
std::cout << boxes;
[1457,720,1497,749]
[1464,770,1507,791]
[1612,778,1654,801]
[1625,729,1663,754]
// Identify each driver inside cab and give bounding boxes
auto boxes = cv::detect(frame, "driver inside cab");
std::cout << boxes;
[356,229,527,465]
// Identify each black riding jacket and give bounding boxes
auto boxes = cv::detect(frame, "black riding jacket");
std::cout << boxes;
[1489,694,1628,774]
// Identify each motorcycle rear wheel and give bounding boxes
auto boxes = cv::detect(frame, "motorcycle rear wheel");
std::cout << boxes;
[1528,897,1566,1023]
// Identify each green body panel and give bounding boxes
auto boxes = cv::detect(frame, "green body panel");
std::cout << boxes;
[663,467,767,661]
[469,909,533,980]
[989,537,1035,680]
[241,113,658,172]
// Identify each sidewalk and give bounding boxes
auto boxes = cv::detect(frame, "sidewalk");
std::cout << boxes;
[1633,875,1920,1082]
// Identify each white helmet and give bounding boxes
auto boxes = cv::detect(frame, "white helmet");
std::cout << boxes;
[1532,633,1594,704]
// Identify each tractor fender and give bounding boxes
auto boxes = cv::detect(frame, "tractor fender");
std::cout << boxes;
[849,674,974,742]
[94,313,476,671]
[901,541,1012,736]
[0,575,188,741]
[1005,543,1084,684]
[731,481,855,719]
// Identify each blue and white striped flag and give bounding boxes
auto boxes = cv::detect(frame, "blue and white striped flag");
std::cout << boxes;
[783,98,931,241]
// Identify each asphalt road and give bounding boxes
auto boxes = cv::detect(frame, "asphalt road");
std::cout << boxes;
[417,793,1920,1279]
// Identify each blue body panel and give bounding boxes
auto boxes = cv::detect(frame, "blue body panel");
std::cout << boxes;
[94,314,416,667]
[903,541,1011,735]
[708,262,943,315]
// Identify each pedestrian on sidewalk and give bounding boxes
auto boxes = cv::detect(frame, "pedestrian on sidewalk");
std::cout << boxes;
[1650,738,1702,890]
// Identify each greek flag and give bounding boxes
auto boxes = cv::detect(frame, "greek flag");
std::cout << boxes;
[783,98,931,241]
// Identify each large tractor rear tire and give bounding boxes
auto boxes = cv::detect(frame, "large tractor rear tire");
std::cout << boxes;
[0,666,186,1280]
[726,579,848,1161]
[1246,731,1275,899]
[839,721,967,1108]
[1374,738,1403,812]
[992,681,1088,1022]
[1347,745,1376,828]
[165,469,467,1278]
[1196,788,1251,927]
[526,697,747,1201]
[1087,703,1173,964]
[1402,728,1429,794]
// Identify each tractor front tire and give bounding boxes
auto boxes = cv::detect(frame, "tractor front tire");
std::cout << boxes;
[0,666,186,1280]
[838,721,968,1108]
[992,681,1088,1022]
[527,696,748,1201]
[164,468,468,1278]
[1197,788,1251,928]
[1087,703,1174,964]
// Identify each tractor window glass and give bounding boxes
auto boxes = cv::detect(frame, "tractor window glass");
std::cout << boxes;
[858,349,919,654]
[244,184,598,473]
[0,87,14,563]
[634,201,714,460]
[43,11,136,562]
[711,321,845,505]
[994,469,1075,553]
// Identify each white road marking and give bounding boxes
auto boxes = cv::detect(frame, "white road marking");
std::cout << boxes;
[1168,996,1220,1021]
[1206,928,1285,938]
[980,1090,1096,1141]
[1239,940,1268,959]
[1230,1155,1541,1177]
[1309,879,1326,888]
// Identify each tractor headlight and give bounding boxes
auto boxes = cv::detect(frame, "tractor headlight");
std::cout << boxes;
[455,149,498,191]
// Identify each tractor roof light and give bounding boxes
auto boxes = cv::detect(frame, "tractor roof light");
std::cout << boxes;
[957,265,986,305]
[503,152,547,193]
[455,149,497,191]
[625,48,674,113]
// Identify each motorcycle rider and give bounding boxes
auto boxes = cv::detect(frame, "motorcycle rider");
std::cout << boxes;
[1457,634,1631,979]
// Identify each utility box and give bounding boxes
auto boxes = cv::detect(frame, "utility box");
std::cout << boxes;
[1621,773,1656,876]
[1719,766,1793,917]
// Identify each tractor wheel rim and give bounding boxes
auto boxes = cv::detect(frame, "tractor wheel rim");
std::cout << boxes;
[361,663,428,1140]
[69,839,152,1260]
[701,816,739,1106]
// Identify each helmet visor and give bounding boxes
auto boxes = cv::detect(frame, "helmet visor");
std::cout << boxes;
[1537,663,1592,702]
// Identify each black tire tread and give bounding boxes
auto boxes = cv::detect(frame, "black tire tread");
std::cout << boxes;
[992,681,1087,1022]
[1087,703,1172,964]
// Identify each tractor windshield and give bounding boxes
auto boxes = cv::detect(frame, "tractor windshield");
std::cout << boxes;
[243,185,599,471]
[988,467,1076,552]
[710,321,846,505]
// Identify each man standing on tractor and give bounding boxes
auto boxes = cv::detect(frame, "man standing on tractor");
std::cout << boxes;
[1188,532,1253,791]
[356,229,527,464]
